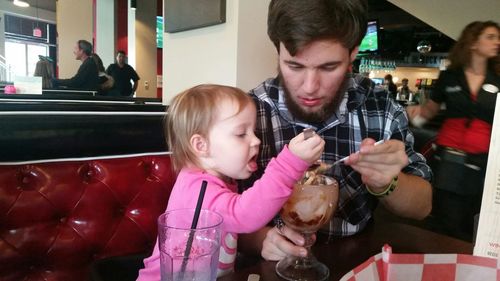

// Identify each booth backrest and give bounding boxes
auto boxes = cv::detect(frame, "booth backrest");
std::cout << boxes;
[0,97,175,280]
[0,154,175,280]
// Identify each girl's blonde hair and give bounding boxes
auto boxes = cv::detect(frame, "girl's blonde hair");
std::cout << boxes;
[165,84,254,172]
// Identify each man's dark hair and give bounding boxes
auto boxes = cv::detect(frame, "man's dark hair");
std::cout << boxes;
[267,0,368,56]
[77,40,93,56]
[117,50,126,56]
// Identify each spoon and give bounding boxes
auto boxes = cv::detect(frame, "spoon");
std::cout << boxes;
[311,139,386,174]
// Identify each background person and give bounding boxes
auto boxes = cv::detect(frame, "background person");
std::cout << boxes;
[407,21,500,241]
[238,0,432,261]
[137,84,324,279]
[398,78,413,101]
[106,51,140,97]
[34,56,54,89]
[52,40,99,91]
[91,53,116,96]
[384,74,398,100]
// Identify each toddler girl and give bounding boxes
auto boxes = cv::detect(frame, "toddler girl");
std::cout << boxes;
[137,84,324,279]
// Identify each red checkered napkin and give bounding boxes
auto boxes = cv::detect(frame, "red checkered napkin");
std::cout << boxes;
[340,244,500,281]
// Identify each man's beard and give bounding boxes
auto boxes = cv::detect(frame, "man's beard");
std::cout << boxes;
[279,71,347,124]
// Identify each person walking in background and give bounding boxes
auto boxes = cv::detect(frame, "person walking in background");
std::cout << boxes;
[238,0,432,261]
[407,21,500,241]
[52,40,99,91]
[106,51,140,97]
[384,74,398,100]
[137,84,324,279]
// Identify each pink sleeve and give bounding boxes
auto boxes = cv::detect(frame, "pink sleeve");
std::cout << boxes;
[206,145,309,233]
[136,238,161,281]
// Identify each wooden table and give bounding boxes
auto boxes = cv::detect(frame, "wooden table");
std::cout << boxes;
[219,222,473,281]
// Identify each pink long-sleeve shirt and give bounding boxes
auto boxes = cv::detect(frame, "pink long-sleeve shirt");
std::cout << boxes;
[137,145,309,280]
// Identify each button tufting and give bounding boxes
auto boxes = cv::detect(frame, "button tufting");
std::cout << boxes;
[16,166,40,190]
[2,155,174,280]
[117,207,125,216]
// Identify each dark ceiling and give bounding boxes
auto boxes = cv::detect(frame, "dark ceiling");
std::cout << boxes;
[367,0,455,58]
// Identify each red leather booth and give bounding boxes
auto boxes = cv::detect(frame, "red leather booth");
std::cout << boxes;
[0,96,176,280]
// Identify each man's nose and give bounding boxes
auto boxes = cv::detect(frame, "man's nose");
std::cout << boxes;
[302,70,319,94]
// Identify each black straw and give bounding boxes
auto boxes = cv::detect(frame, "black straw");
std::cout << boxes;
[179,180,208,278]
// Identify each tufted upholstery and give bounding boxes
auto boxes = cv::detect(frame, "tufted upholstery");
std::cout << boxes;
[0,154,176,281]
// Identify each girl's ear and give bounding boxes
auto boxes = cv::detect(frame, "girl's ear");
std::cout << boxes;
[190,134,209,156]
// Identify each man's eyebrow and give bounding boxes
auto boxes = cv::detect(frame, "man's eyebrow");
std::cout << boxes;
[283,59,303,65]
[283,59,341,67]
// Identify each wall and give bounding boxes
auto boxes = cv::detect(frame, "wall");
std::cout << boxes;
[162,0,277,104]
[56,0,93,78]
[236,0,276,92]
[95,0,115,68]
[135,0,157,98]
[389,0,500,40]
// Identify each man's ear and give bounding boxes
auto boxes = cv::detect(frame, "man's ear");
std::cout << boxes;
[350,46,360,63]
[190,134,209,156]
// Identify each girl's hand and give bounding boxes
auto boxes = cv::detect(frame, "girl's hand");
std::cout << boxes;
[288,131,325,165]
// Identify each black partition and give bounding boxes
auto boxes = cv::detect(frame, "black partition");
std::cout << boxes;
[0,94,167,162]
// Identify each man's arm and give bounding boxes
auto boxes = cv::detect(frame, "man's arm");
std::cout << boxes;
[57,59,93,88]
[132,79,139,93]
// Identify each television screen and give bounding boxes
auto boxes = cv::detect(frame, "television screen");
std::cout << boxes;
[156,16,163,48]
[359,20,379,53]
[164,0,226,33]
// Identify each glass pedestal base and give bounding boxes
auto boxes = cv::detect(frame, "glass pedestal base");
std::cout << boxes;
[275,255,329,281]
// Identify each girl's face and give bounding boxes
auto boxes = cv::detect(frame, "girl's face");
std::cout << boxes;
[204,99,261,180]
[472,26,500,59]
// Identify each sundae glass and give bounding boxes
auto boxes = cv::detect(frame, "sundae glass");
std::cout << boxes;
[275,172,339,281]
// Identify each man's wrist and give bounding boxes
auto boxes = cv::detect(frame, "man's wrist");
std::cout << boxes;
[366,176,398,197]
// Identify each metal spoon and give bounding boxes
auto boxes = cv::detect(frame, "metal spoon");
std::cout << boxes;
[311,139,386,174]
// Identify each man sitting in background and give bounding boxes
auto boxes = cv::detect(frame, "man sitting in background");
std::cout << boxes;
[53,40,99,91]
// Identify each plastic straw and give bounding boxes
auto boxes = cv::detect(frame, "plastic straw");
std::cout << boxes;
[179,180,208,278]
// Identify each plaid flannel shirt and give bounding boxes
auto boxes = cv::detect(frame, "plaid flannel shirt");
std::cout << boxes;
[240,74,432,236]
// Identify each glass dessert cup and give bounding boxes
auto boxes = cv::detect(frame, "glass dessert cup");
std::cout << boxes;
[275,175,339,281]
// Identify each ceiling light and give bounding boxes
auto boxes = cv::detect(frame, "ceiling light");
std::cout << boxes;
[13,0,30,8]
[131,0,136,10]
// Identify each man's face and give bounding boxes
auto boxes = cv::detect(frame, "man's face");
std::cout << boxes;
[278,40,358,123]
[73,44,83,60]
[116,53,126,65]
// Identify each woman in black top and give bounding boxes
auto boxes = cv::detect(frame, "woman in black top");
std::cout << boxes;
[407,21,500,241]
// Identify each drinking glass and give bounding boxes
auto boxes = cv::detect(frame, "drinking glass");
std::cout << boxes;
[158,209,223,281]
[275,175,339,281]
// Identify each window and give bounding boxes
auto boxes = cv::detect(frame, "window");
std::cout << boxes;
[5,41,48,77]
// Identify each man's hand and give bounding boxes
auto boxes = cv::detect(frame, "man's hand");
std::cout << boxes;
[261,225,312,261]
[344,138,408,191]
